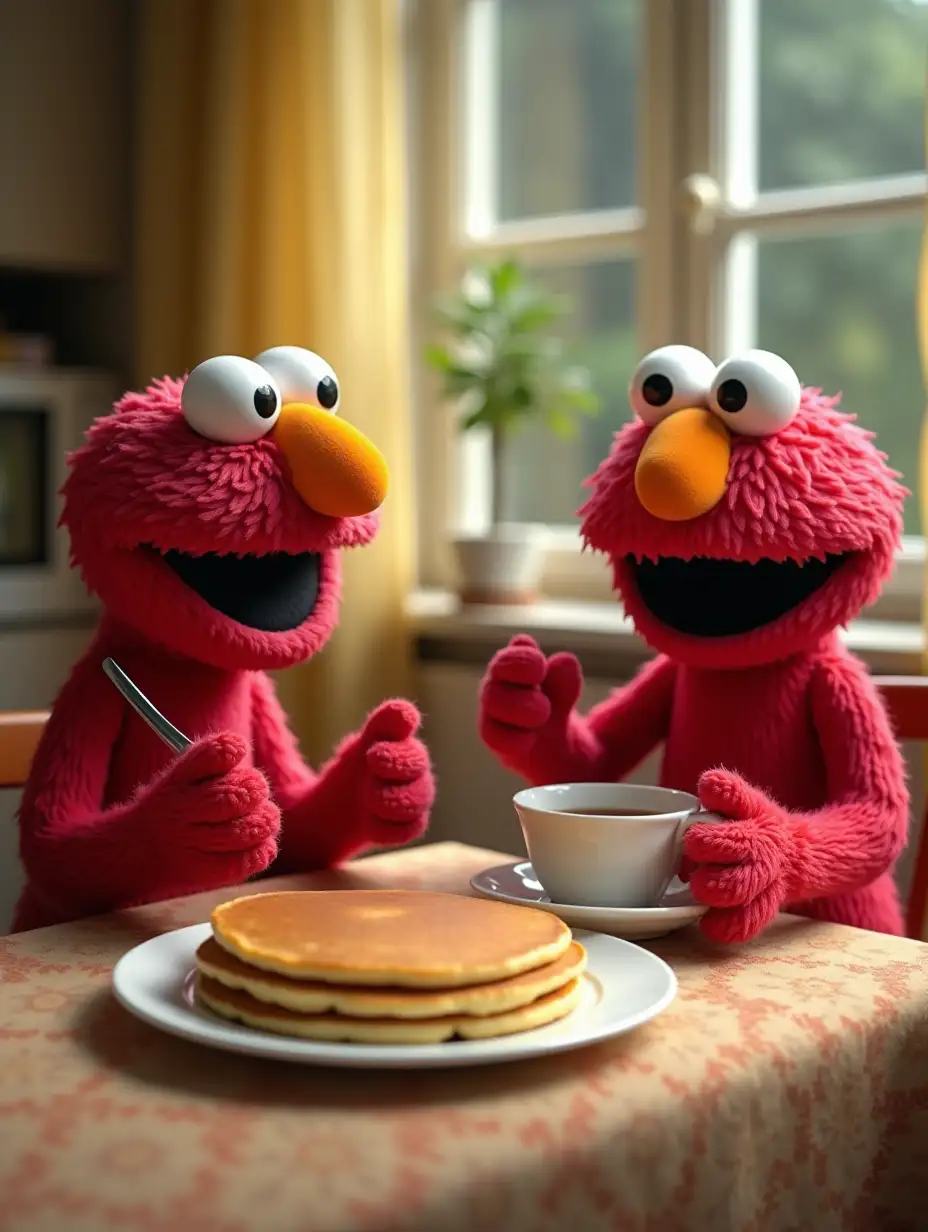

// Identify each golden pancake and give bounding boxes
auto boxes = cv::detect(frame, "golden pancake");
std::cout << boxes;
[195,936,587,1018]
[194,972,583,1044]
[210,890,572,987]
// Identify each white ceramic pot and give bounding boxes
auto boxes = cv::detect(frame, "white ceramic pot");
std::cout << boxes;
[451,524,546,606]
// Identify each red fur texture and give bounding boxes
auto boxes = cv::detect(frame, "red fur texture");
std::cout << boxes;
[581,390,904,670]
[14,375,434,931]
[62,376,380,671]
[479,388,909,943]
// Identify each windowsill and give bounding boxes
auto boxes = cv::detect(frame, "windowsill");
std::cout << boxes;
[408,588,925,676]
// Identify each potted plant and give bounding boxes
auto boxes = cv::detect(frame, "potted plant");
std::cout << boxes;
[425,257,599,605]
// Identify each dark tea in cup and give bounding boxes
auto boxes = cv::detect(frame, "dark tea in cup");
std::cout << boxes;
[513,783,722,908]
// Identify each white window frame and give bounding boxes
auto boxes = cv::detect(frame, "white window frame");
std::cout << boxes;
[406,0,927,622]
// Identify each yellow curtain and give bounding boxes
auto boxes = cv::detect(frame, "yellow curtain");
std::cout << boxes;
[134,0,415,763]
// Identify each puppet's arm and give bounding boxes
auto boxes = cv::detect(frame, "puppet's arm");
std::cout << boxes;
[683,652,908,943]
[17,653,279,924]
[249,672,434,874]
[478,634,677,785]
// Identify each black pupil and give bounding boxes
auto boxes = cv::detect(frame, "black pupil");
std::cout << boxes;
[253,385,278,418]
[317,376,339,410]
[642,373,673,407]
[717,378,748,413]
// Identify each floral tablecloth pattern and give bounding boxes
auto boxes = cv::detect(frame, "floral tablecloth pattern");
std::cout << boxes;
[2,841,928,1232]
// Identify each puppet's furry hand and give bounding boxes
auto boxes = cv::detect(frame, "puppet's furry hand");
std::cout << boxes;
[681,769,802,944]
[134,733,279,883]
[479,635,583,768]
[274,701,433,870]
[353,700,435,846]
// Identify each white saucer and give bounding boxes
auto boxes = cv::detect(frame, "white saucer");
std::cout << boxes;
[471,862,707,940]
[112,922,676,1070]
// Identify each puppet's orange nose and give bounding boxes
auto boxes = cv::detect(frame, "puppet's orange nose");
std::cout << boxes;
[272,404,389,518]
[634,408,730,521]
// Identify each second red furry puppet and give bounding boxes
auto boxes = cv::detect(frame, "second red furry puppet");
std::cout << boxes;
[479,345,909,944]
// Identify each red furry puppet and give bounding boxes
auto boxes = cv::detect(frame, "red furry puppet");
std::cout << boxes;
[479,345,909,944]
[14,347,435,932]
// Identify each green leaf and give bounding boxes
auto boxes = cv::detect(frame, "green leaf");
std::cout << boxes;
[440,365,485,396]
[498,334,553,364]
[508,383,535,410]
[509,299,562,333]
[423,343,454,371]
[431,303,480,335]
[460,408,486,431]
[489,258,523,301]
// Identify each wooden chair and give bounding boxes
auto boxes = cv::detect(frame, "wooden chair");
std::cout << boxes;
[873,677,928,940]
[0,711,49,790]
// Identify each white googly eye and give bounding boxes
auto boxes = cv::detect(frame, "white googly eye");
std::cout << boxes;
[253,345,340,414]
[181,356,281,444]
[629,345,716,426]
[709,350,801,437]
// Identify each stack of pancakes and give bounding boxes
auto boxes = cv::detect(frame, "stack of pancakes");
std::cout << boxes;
[194,889,586,1044]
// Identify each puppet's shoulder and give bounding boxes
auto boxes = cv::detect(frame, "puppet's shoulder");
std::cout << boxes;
[808,643,892,729]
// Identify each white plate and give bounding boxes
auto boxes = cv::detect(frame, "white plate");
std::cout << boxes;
[112,922,676,1070]
[471,861,707,940]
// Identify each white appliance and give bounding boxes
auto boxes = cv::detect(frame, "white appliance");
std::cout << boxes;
[0,368,116,622]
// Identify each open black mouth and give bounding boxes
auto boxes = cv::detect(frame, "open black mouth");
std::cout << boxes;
[150,548,322,632]
[628,553,851,638]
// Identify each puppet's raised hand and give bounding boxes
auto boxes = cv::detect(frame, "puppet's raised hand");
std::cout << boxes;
[352,701,435,845]
[681,769,803,944]
[131,733,280,887]
[276,700,435,871]
[479,634,585,781]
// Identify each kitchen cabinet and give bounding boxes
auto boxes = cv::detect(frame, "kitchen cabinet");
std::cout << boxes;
[0,0,130,272]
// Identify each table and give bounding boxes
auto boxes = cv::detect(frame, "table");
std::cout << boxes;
[2,841,928,1232]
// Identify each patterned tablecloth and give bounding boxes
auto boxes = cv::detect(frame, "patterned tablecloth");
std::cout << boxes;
[2,841,928,1232]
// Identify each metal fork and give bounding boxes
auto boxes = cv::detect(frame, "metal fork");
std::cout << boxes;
[102,657,192,753]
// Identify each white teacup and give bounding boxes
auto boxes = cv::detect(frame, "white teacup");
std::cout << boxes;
[512,782,720,909]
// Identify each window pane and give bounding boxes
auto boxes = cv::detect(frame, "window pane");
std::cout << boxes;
[503,258,636,525]
[755,219,923,533]
[496,0,640,221]
[758,0,928,192]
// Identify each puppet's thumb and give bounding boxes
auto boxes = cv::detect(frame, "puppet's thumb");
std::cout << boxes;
[542,653,584,720]
[360,699,421,745]
[698,768,771,821]
[164,732,247,786]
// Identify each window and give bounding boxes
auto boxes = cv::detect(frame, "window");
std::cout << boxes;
[408,0,928,616]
